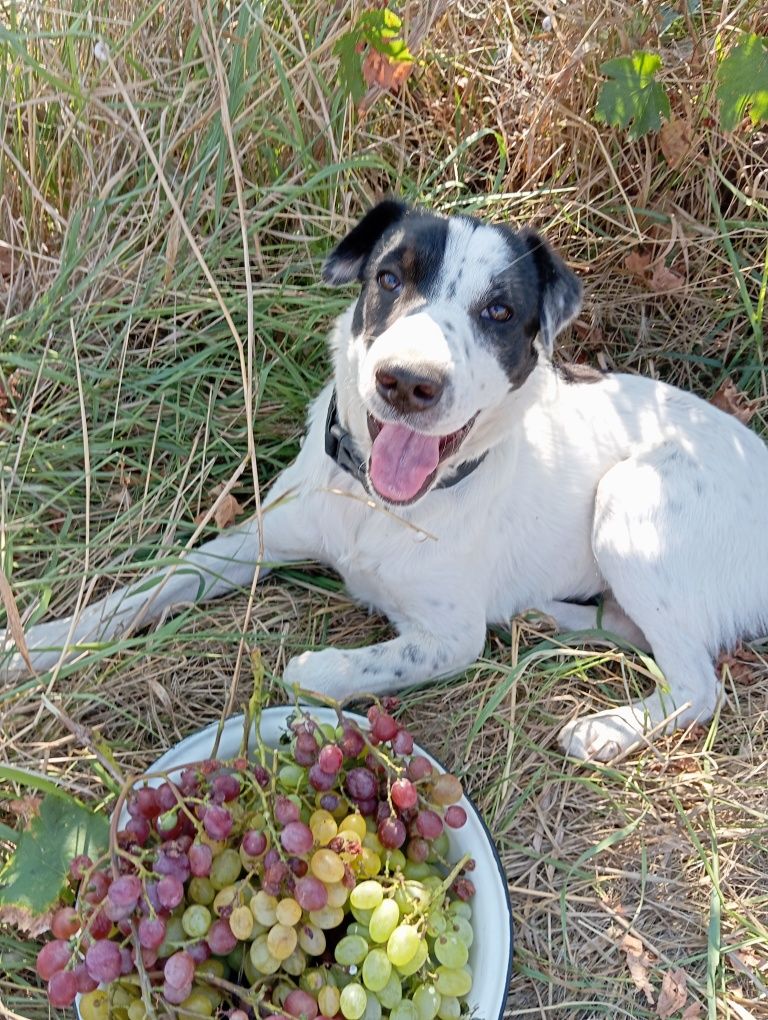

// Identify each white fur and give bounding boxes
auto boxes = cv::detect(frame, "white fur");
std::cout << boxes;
[3,221,767,762]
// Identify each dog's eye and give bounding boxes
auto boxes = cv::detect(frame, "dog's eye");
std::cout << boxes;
[377,271,402,293]
[481,303,514,322]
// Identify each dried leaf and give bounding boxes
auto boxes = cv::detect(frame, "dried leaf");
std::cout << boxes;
[0,246,14,279]
[660,117,694,168]
[0,904,54,938]
[718,645,763,685]
[656,968,688,1018]
[625,250,652,280]
[7,796,42,825]
[650,262,685,291]
[681,1003,704,1019]
[214,493,243,530]
[361,49,414,93]
[710,378,758,425]
[619,933,655,1004]
[0,568,33,674]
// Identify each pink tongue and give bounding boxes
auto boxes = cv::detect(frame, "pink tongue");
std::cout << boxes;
[369,423,441,503]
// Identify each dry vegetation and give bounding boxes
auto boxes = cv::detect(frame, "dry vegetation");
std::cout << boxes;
[1,1,768,1018]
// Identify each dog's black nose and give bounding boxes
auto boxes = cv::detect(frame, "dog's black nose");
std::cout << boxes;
[375,365,445,414]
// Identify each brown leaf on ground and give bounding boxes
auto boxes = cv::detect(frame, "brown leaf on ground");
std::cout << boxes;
[214,493,243,530]
[624,250,652,281]
[660,118,695,168]
[619,934,655,1004]
[650,262,685,291]
[362,50,413,93]
[656,968,688,1017]
[7,796,42,825]
[681,1003,704,1019]
[718,644,763,686]
[0,905,53,938]
[0,245,14,279]
[710,378,759,425]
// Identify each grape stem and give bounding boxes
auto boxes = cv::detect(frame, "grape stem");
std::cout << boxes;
[430,853,472,905]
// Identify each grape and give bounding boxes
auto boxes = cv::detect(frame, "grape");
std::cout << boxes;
[395,938,429,978]
[451,915,474,947]
[310,848,345,884]
[320,792,341,812]
[189,842,213,876]
[48,907,78,940]
[182,904,212,938]
[297,922,326,956]
[436,996,460,1020]
[179,990,213,1017]
[318,743,343,774]
[285,988,319,1020]
[406,838,429,863]
[281,820,314,855]
[189,876,215,904]
[267,923,298,960]
[362,947,392,991]
[289,856,309,878]
[325,880,349,908]
[435,967,472,997]
[187,940,211,964]
[415,810,443,839]
[390,1003,418,1020]
[413,985,441,1020]
[378,816,406,849]
[340,724,366,758]
[309,808,337,844]
[335,934,369,966]
[345,767,377,802]
[339,813,367,839]
[83,870,110,904]
[47,969,78,1008]
[203,804,233,840]
[294,731,320,766]
[391,778,418,811]
[85,940,122,984]
[308,763,336,791]
[369,899,400,943]
[449,900,472,919]
[308,904,345,929]
[274,795,300,825]
[156,782,176,812]
[132,786,161,819]
[451,877,475,901]
[340,983,368,1020]
[435,933,468,968]
[252,890,279,925]
[391,728,414,755]
[163,980,193,1005]
[444,805,467,829]
[430,774,463,806]
[157,874,184,910]
[206,917,237,955]
[276,897,302,926]
[361,993,383,1020]
[242,829,267,857]
[319,985,341,1017]
[124,815,150,845]
[249,934,281,975]
[370,712,398,742]
[210,848,242,888]
[211,773,241,802]
[386,924,420,966]
[78,990,110,1020]
[351,879,384,910]
[358,797,378,817]
[72,961,98,994]
[89,908,112,940]
[406,756,433,781]
[36,940,72,980]
[164,950,195,990]
[138,916,167,950]
[378,970,403,1009]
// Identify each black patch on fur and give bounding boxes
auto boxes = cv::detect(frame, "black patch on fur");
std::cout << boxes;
[323,200,409,285]
[403,643,425,665]
[520,229,582,354]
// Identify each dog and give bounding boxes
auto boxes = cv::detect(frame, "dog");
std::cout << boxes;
[2,200,767,761]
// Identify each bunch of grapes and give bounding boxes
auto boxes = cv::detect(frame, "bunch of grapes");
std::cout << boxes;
[35,701,476,1020]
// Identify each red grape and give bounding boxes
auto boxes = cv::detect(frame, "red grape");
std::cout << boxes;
[430,773,463,805]
[319,793,340,812]
[253,765,270,787]
[294,875,328,911]
[138,916,166,950]
[340,725,366,758]
[392,728,414,755]
[125,815,151,845]
[68,854,92,881]
[108,874,142,909]
[211,773,241,803]
[406,756,433,781]
[189,843,213,876]
[274,796,300,825]
[285,988,319,1020]
[452,877,476,901]
[445,805,467,828]
[89,908,113,940]
[318,743,343,775]
[187,940,211,964]
[157,875,184,910]
[280,821,314,855]
[308,764,336,791]
[119,947,133,975]
[163,980,193,1005]
[242,830,267,857]
[294,730,319,766]
[47,969,78,1008]
[164,950,195,990]
[36,940,72,980]
[371,712,398,742]
[83,870,110,904]
[72,962,98,994]
[406,837,430,862]
[345,767,377,801]
[289,856,309,877]
[203,805,233,840]
[415,809,443,839]
[357,797,378,816]
[206,918,237,955]
[156,782,177,812]
[51,906,80,939]
[391,778,418,810]
[378,816,406,849]
[133,786,161,819]
[85,939,122,983]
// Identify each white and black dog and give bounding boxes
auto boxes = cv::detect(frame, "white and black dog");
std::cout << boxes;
[3,200,768,760]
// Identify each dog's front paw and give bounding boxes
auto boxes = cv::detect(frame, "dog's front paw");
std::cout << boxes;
[558,710,644,762]
[283,648,358,701]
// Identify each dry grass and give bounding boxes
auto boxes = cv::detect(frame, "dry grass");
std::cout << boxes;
[2,1,768,1018]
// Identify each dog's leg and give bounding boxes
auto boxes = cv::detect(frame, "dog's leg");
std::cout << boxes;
[0,481,317,679]
[558,449,722,761]
[283,609,487,701]
[539,598,649,649]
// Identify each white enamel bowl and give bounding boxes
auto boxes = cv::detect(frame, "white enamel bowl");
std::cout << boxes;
[105,707,514,1019]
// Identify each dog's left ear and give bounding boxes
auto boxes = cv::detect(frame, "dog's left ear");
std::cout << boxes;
[323,200,410,285]
[521,230,582,355]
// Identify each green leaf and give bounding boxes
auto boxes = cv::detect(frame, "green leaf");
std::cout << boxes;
[0,793,108,924]
[595,51,671,139]
[717,33,768,131]
[358,9,413,62]
[333,31,366,104]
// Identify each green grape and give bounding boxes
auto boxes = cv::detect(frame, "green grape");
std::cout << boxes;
[182,903,212,938]
[127,1000,147,1020]
[396,939,428,977]
[249,933,281,975]
[361,991,383,1020]
[403,861,433,880]
[157,915,185,956]
[448,900,472,920]
[210,849,242,889]
[413,984,442,1020]
[230,905,255,941]
[384,849,406,871]
[429,833,450,859]
[268,922,299,960]
[434,933,468,969]
[226,943,247,972]
[351,904,375,926]
[436,996,460,1020]
[386,924,421,967]
[340,983,368,1020]
[346,922,371,938]
[243,949,259,986]
[361,948,392,992]
[278,764,305,790]
[319,985,341,1017]
[282,946,307,977]
[426,910,448,937]
[180,990,213,1017]
[78,991,110,1020]
[369,899,400,943]
[213,885,238,916]
[188,876,215,905]
[377,970,403,1010]
[394,881,431,914]
[308,905,345,929]
[422,875,442,892]
[319,722,337,742]
[335,935,369,966]
[350,879,384,911]
[450,915,473,947]
[298,922,327,956]
[251,890,279,926]
[435,966,472,998]
[390,1002,418,1020]
[301,968,326,995]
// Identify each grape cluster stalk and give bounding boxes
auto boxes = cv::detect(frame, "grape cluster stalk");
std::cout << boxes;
[36,700,477,1020]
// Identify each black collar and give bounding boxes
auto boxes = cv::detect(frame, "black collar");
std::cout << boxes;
[324,389,487,495]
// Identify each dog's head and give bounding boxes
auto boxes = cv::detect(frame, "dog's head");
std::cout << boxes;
[323,200,582,506]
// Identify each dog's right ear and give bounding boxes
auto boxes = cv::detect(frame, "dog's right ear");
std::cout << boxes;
[322,200,410,286]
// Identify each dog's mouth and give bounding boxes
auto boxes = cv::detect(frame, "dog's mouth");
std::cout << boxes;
[366,412,477,505]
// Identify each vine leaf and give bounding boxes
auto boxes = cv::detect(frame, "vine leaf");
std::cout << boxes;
[0,793,108,930]
[717,33,768,131]
[595,52,670,139]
